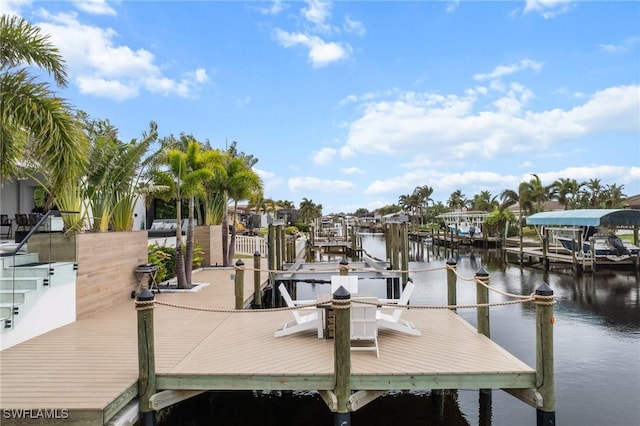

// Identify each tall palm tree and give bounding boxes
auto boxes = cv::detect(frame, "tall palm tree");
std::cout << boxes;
[550,178,582,210]
[447,190,467,212]
[152,146,214,288]
[584,178,603,208]
[1,15,87,193]
[414,185,434,225]
[209,153,263,266]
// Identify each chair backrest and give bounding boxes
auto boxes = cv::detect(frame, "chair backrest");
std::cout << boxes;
[0,214,7,225]
[351,303,377,340]
[278,283,303,324]
[391,281,415,322]
[330,275,358,294]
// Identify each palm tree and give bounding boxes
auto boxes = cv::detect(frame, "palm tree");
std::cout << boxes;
[584,178,603,208]
[1,15,87,193]
[447,190,467,212]
[470,190,497,212]
[550,178,582,210]
[209,152,262,266]
[602,183,627,208]
[414,185,434,225]
[298,198,323,224]
[152,145,214,288]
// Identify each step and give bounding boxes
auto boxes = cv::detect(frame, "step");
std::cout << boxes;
[0,302,22,320]
[0,277,43,291]
[0,289,36,304]
[0,253,39,269]
[4,262,76,286]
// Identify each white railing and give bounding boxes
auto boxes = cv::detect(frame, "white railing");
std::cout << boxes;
[234,235,308,258]
[234,235,268,257]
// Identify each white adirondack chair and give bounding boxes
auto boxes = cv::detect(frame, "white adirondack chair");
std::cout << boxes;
[350,303,379,357]
[376,281,421,336]
[330,275,359,294]
[274,284,320,337]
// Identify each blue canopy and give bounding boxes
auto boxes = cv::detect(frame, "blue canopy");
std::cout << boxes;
[526,209,640,227]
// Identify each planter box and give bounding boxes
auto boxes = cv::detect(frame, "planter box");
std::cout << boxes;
[194,225,224,267]
[75,232,147,318]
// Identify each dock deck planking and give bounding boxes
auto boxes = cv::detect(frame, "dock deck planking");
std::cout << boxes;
[1,265,536,424]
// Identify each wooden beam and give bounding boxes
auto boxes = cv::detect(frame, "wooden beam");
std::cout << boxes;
[503,388,543,408]
[150,390,206,410]
[157,374,335,391]
[348,390,385,411]
[318,390,337,411]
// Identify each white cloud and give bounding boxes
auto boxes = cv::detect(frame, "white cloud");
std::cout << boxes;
[273,29,351,67]
[343,15,365,36]
[341,167,364,175]
[34,11,208,100]
[0,0,31,16]
[524,0,573,19]
[312,147,337,165]
[302,0,333,33]
[257,0,287,16]
[289,176,356,193]
[473,59,543,82]
[342,83,640,163]
[598,37,640,54]
[76,76,138,100]
[445,1,460,14]
[72,0,116,16]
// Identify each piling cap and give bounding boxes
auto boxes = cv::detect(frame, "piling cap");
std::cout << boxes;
[446,258,457,266]
[339,258,349,266]
[475,266,489,277]
[136,287,155,302]
[535,282,554,296]
[333,286,351,299]
[254,251,260,257]
[235,259,245,266]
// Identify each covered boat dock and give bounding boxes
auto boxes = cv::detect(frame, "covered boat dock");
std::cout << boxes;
[508,209,640,271]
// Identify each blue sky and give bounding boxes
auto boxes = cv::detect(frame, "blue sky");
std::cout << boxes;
[5,0,640,214]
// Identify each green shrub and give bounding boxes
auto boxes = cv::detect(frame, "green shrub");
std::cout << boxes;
[148,243,174,283]
[285,225,299,235]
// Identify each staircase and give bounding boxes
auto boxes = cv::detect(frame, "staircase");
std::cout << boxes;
[0,212,78,350]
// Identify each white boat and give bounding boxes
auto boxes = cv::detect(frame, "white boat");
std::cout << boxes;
[447,221,482,238]
[555,233,639,261]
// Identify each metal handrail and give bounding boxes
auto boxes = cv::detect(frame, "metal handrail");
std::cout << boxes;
[0,210,77,257]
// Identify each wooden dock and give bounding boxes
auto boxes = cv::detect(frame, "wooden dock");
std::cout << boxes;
[0,264,541,425]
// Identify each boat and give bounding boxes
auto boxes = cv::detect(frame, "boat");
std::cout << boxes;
[555,233,640,260]
[448,221,481,238]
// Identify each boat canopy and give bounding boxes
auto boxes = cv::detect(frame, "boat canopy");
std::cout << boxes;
[526,209,640,227]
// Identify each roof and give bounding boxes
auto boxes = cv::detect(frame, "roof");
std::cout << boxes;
[526,209,640,227]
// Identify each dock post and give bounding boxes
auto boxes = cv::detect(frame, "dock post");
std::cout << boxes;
[535,283,555,425]
[234,259,245,309]
[446,258,457,311]
[136,288,157,426]
[339,258,349,276]
[253,251,262,307]
[475,267,490,338]
[333,286,351,425]
[401,222,409,287]
[268,224,276,306]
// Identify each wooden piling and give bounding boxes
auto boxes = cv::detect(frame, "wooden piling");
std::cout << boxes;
[234,259,244,310]
[253,252,261,307]
[333,287,351,425]
[268,224,276,306]
[535,283,555,425]
[339,258,349,276]
[136,288,157,426]
[475,267,490,338]
[446,258,457,311]
[401,222,409,286]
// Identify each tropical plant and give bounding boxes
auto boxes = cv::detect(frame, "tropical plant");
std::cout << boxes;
[0,14,87,196]
[549,178,582,210]
[298,197,323,224]
[447,189,467,212]
[152,144,215,288]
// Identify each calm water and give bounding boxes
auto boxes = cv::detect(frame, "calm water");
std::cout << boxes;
[161,234,640,425]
